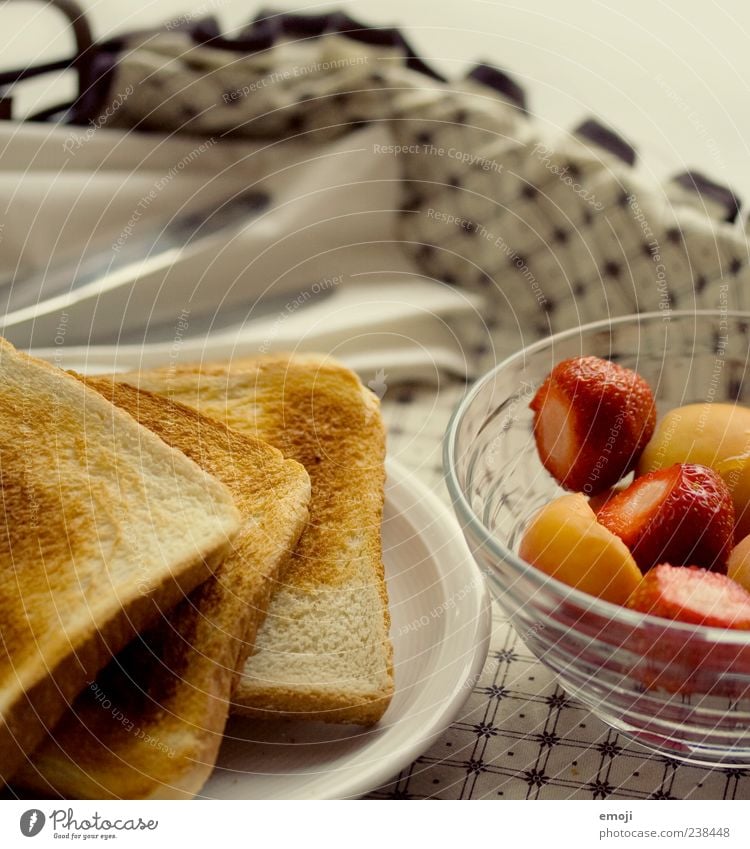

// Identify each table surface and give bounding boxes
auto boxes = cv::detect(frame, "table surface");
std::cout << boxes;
[3,0,750,800]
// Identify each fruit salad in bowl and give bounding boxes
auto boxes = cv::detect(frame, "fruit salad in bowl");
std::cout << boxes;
[445,311,750,766]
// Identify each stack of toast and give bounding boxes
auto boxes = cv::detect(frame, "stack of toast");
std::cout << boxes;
[0,340,393,798]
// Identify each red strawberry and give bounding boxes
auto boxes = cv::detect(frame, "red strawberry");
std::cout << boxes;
[625,564,750,697]
[530,356,656,494]
[587,485,625,514]
[627,563,750,629]
[597,463,734,573]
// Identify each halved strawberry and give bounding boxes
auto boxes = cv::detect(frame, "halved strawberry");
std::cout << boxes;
[625,564,750,697]
[587,484,626,514]
[627,563,750,629]
[529,355,656,494]
[597,463,734,573]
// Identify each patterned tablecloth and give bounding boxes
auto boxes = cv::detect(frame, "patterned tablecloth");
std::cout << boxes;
[369,385,750,801]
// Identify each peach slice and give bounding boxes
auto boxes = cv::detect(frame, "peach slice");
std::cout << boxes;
[728,533,750,593]
[637,402,750,538]
[519,493,643,604]
[716,453,750,540]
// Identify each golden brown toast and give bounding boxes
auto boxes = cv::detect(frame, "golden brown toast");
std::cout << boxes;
[118,354,393,726]
[0,340,240,785]
[13,379,310,798]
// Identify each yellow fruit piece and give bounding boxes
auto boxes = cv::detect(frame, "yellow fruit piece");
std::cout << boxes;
[715,453,750,537]
[637,402,750,538]
[518,493,643,604]
[728,533,750,592]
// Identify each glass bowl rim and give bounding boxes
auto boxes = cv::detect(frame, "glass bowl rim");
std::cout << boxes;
[444,309,750,647]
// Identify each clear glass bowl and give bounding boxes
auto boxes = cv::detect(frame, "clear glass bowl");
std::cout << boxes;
[445,311,750,766]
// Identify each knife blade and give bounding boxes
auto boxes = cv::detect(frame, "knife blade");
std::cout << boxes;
[0,189,270,322]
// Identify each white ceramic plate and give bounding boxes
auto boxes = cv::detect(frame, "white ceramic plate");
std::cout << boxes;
[200,457,492,800]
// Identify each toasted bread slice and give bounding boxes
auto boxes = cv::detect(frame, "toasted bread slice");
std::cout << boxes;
[119,354,393,725]
[0,340,240,785]
[14,379,311,798]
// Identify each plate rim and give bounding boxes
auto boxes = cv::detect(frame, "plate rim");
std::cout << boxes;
[209,456,491,800]
[345,457,491,799]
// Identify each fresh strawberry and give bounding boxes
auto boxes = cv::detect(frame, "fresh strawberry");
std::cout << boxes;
[529,355,656,494]
[627,563,750,629]
[597,463,734,573]
[625,564,750,697]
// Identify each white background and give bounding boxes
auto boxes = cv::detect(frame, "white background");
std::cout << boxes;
[3,798,750,846]
[3,0,750,199]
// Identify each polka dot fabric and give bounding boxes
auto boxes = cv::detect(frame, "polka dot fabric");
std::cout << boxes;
[89,13,750,373]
